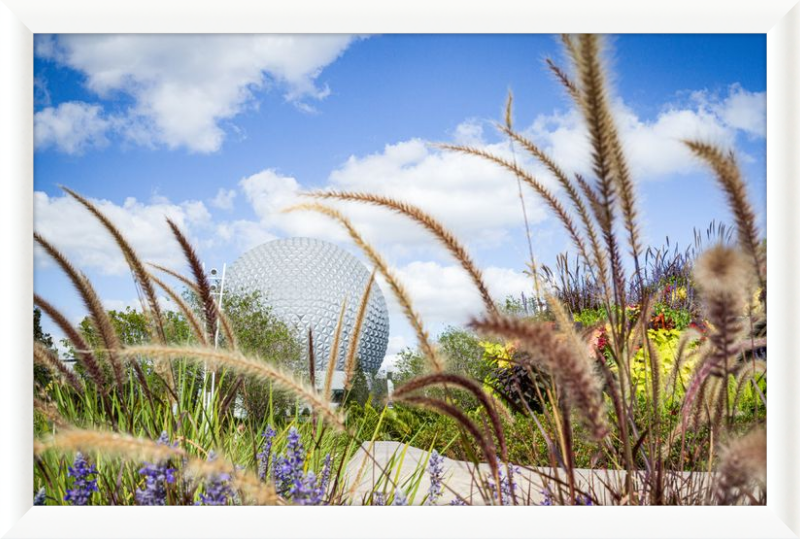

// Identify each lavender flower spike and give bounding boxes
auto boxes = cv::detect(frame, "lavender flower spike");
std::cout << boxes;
[136,431,177,506]
[426,450,444,505]
[33,488,46,506]
[392,491,408,506]
[64,452,98,506]
[316,454,332,497]
[273,428,305,498]
[257,426,276,481]
[197,451,233,506]
[488,459,520,505]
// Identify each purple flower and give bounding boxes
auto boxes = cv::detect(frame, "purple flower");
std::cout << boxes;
[317,454,332,495]
[392,491,408,506]
[273,428,305,499]
[136,431,177,506]
[257,426,276,481]
[373,490,407,506]
[295,453,333,505]
[33,488,46,506]
[270,428,331,505]
[539,487,593,506]
[64,452,98,505]
[449,497,467,505]
[426,450,444,505]
[488,460,520,505]
[197,451,233,506]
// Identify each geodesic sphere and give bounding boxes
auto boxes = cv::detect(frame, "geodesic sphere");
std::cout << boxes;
[225,237,389,373]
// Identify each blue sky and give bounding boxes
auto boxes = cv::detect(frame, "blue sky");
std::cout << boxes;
[32,34,766,370]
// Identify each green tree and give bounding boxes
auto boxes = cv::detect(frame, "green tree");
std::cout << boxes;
[438,326,488,381]
[391,347,426,387]
[34,307,56,386]
[216,291,303,421]
[343,357,371,408]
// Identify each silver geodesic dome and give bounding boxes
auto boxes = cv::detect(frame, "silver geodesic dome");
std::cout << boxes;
[226,237,390,374]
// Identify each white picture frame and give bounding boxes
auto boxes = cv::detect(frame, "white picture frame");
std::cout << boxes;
[1,1,798,537]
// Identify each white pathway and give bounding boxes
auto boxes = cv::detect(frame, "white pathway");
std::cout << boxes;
[343,441,714,505]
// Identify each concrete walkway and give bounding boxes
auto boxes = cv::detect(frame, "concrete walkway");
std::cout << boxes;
[343,441,714,505]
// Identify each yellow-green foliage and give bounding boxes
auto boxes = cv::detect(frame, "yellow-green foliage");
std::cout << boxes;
[628,329,698,399]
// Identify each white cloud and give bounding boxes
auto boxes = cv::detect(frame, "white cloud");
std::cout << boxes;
[36,34,358,153]
[526,84,765,182]
[210,188,237,211]
[383,261,531,329]
[238,168,349,241]
[379,334,410,372]
[34,191,212,275]
[231,136,553,259]
[452,118,485,145]
[34,101,110,155]
[215,220,277,252]
[326,138,549,248]
[697,84,766,139]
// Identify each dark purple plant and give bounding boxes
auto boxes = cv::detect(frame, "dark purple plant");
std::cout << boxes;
[64,452,98,506]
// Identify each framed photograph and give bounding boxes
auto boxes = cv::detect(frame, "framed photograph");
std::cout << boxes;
[2,0,798,537]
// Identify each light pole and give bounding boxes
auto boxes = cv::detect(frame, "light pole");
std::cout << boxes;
[203,263,227,425]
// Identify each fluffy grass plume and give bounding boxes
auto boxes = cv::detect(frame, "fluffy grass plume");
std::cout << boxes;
[38,427,279,505]
[166,219,218,342]
[148,272,209,346]
[309,190,496,314]
[38,427,186,462]
[117,346,346,431]
[149,263,200,293]
[393,372,508,462]
[323,299,347,402]
[62,187,168,347]
[394,393,501,499]
[498,124,609,294]
[34,294,108,392]
[285,202,442,372]
[439,144,592,273]
[470,314,608,441]
[571,34,628,312]
[715,427,766,504]
[545,57,580,101]
[683,141,765,292]
[682,246,751,431]
[34,341,83,394]
[34,233,126,390]
[344,271,376,390]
